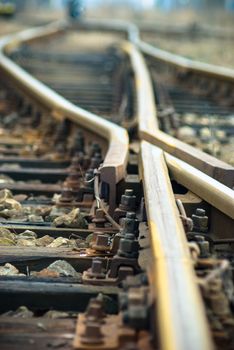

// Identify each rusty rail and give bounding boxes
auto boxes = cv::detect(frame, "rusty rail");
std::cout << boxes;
[0,21,129,212]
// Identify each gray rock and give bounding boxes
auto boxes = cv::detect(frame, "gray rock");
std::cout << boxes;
[47,260,79,277]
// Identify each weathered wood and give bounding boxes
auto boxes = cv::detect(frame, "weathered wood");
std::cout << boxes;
[0,317,75,350]
[0,246,105,271]
[0,225,93,238]
[0,280,119,313]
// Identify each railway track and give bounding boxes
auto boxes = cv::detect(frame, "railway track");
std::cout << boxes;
[9,21,137,126]
[9,20,234,188]
[139,24,234,165]
[136,25,234,188]
[0,20,233,350]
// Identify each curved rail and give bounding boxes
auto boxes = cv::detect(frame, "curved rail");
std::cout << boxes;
[165,153,234,220]
[0,21,129,213]
[1,20,232,349]
[139,22,234,40]
[123,41,234,188]
[138,39,234,82]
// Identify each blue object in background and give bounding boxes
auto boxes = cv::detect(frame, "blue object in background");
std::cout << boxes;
[225,0,234,11]
[68,0,83,19]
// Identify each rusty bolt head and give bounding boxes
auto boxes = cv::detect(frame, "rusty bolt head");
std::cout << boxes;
[92,259,103,274]
[81,322,104,345]
[59,187,74,203]
[86,298,105,321]
[96,234,109,247]
[86,258,106,279]
[92,209,106,228]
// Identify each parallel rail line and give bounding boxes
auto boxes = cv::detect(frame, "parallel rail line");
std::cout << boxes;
[0,20,233,350]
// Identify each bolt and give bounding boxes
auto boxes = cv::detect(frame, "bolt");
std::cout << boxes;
[69,153,84,171]
[59,187,74,204]
[122,212,139,237]
[92,209,106,228]
[86,297,105,322]
[81,322,104,345]
[90,152,102,169]
[90,143,101,157]
[65,171,80,191]
[92,233,110,252]
[194,235,210,258]
[117,233,139,259]
[86,258,105,279]
[119,189,136,212]
[192,208,208,233]
[73,131,84,153]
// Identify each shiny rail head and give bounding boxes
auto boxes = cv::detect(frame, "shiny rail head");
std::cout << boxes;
[140,141,214,350]
[138,39,234,82]
[122,40,234,188]
[165,152,234,220]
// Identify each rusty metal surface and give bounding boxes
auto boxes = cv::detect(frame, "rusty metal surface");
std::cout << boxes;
[0,19,233,350]
[0,22,129,207]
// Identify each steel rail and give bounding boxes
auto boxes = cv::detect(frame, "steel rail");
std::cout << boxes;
[71,18,139,43]
[139,22,234,39]
[140,141,214,350]
[123,41,234,188]
[138,39,234,82]
[0,22,129,213]
[122,38,214,350]
[165,153,234,220]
